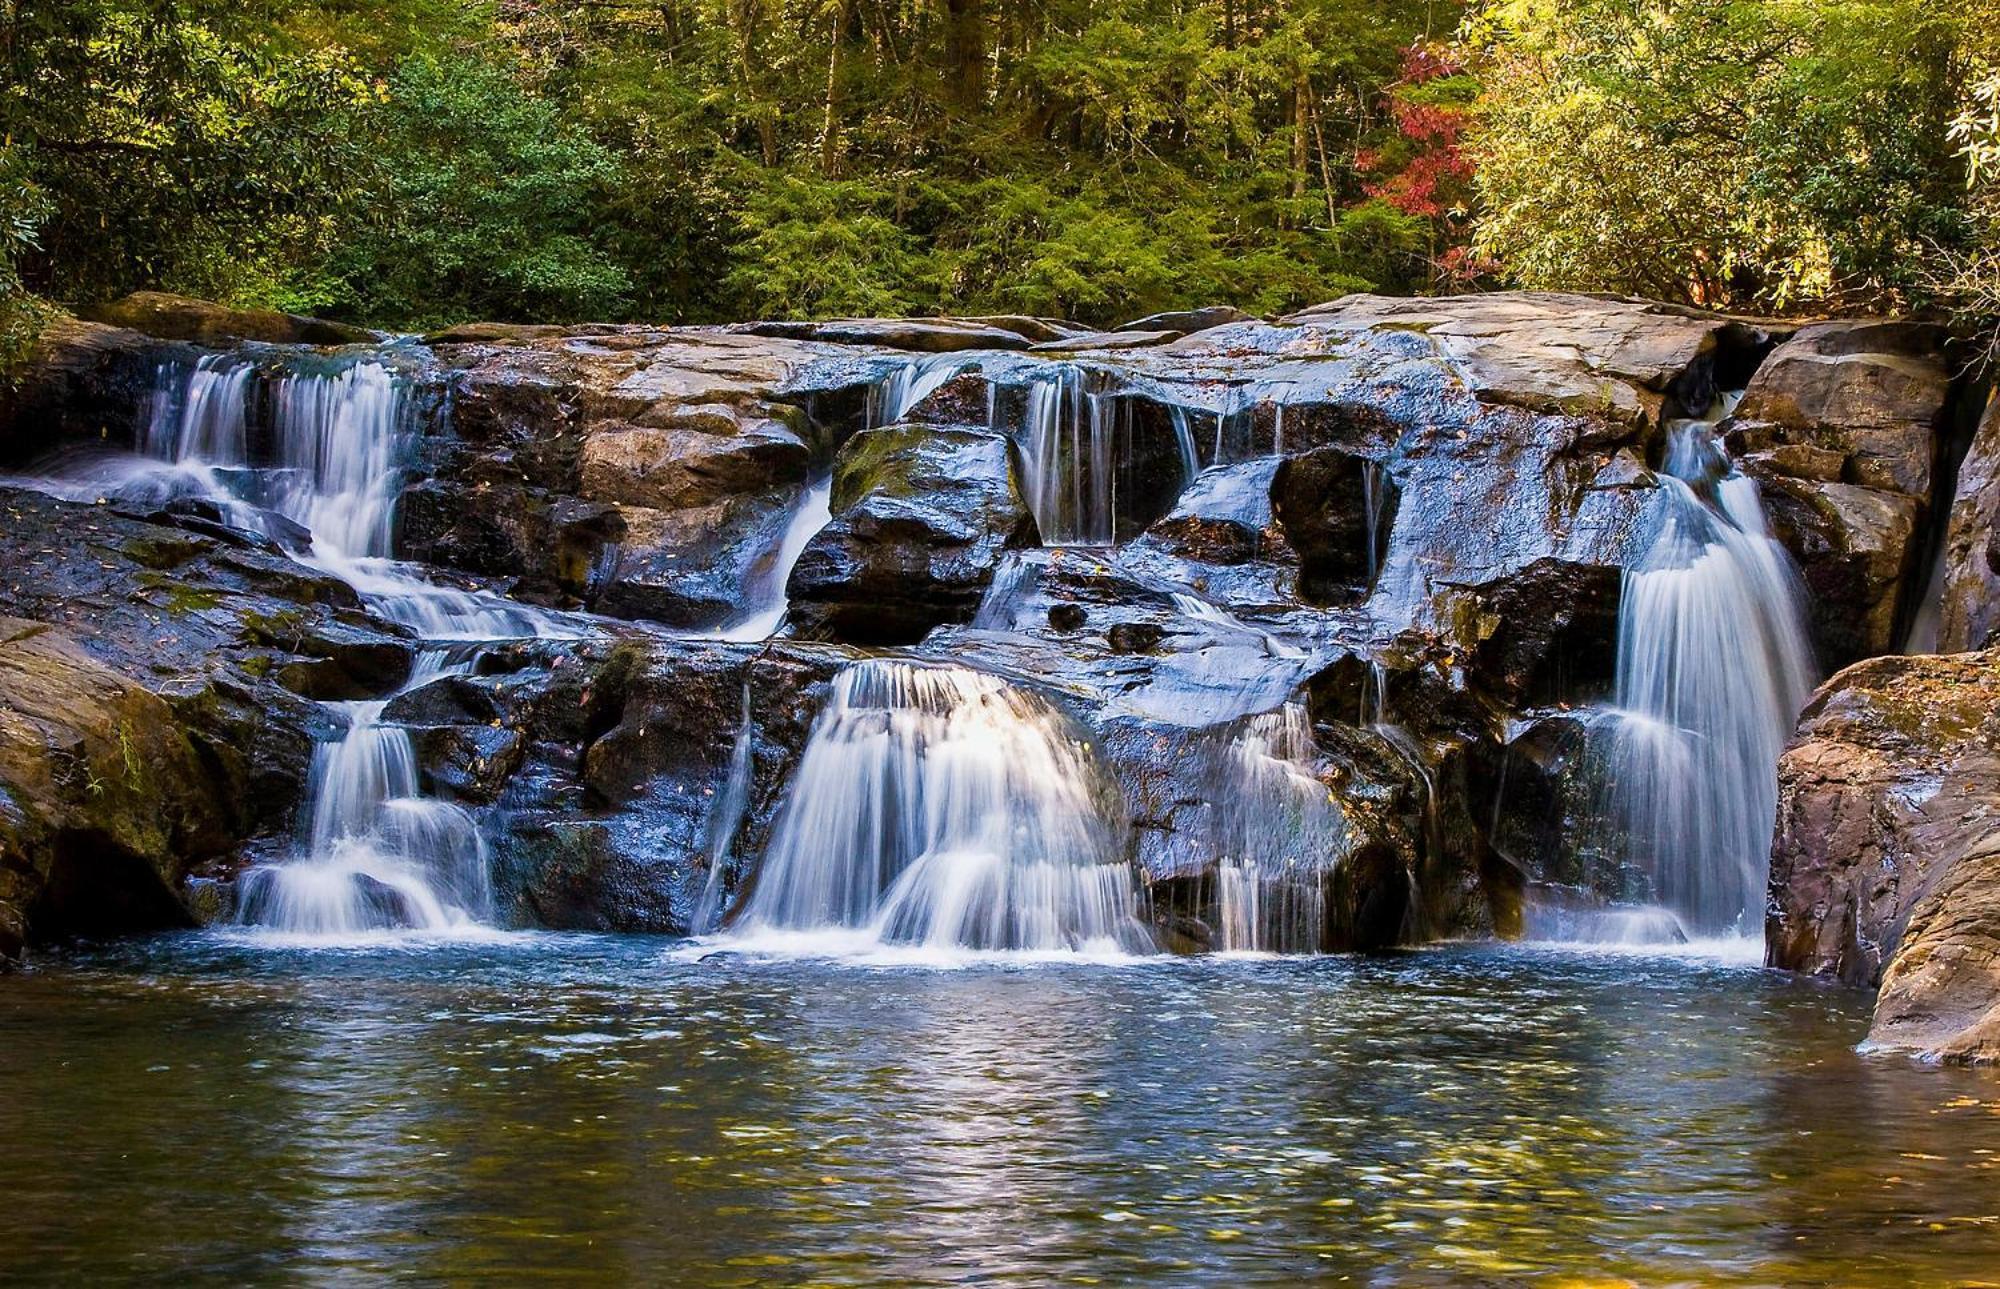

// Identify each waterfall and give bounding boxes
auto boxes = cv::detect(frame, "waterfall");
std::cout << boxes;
[236,655,492,935]
[145,354,251,465]
[1011,365,1117,545]
[730,659,1152,955]
[1210,705,1346,953]
[869,355,971,428]
[717,475,834,642]
[690,683,757,934]
[264,362,411,561]
[124,351,560,936]
[1598,406,1815,936]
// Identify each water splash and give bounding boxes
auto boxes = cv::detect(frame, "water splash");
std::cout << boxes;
[731,659,1153,954]
[1596,406,1815,936]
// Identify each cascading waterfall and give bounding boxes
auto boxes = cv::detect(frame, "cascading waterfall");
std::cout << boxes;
[1210,705,1347,953]
[730,659,1152,954]
[1016,365,1118,545]
[869,354,971,428]
[130,352,554,935]
[1597,402,1815,937]
[236,655,493,934]
[689,683,757,934]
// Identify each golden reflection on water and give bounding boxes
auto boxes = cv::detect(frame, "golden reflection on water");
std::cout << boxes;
[1,937,1998,1284]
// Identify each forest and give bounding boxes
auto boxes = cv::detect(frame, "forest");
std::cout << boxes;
[0,0,1995,337]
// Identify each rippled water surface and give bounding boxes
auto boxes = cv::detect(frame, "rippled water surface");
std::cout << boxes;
[3,935,1999,1283]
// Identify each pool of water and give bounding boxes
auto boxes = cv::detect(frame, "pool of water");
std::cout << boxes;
[2,933,1997,1283]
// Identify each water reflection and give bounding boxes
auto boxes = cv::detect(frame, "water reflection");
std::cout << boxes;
[1,938,1997,1283]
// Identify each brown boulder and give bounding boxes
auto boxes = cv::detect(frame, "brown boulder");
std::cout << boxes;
[1939,389,2000,653]
[1767,651,2000,1009]
[1869,831,2000,1063]
[1731,320,1957,663]
[0,619,230,958]
[77,291,374,346]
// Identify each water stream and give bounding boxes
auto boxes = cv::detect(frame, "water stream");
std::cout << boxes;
[728,658,1152,956]
[1593,400,1816,936]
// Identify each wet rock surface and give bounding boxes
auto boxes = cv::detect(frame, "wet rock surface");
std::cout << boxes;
[0,486,431,954]
[1766,650,2000,1062]
[0,290,1979,974]
[787,425,1037,644]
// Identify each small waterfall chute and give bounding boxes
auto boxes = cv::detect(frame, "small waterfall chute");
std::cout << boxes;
[1593,405,1815,937]
[1209,704,1347,953]
[730,659,1152,956]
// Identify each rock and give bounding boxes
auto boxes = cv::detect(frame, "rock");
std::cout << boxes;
[1939,389,2000,652]
[786,425,1038,644]
[1869,830,2000,1063]
[1107,622,1163,653]
[0,619,228,958]
[1119,458,1299,606]
[1731,320,1960,664]
[1281,291,1769,425]
[732,317,1035,352]
[594,490,801,628]
[1272,448,1394,605]
[0,317,172,464]
[953,316,1086,344]
[479,637,853,933]
[427,327,861,628]
[1031,329,1183,351]
[1767,651,2000,995]
[76,291,375,347]
[578,413,809,511]
[1756,475,1920,665]
[1732,321,1953,498]
[1118,306,1256,334]
[0,484,413,873]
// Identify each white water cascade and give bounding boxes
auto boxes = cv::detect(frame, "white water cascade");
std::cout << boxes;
[1016,365,1118,545]
[1599,403,1815,936]
[1211,705,1347,953]
[236,655,493,934]
[730,659,1153,955]
[127,352,559,935]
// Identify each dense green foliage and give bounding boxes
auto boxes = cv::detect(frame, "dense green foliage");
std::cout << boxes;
[4,0,2000,330]
[2,0,1459,327]
[1462,0,1978,313]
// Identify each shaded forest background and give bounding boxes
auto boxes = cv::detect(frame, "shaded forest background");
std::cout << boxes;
[2,0,1998,341]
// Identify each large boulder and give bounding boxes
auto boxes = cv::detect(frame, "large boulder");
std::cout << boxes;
[1869,831,2000,1064]
[1767,651,2000,1008]
[76,291,374,347]
[1729,320,1959,664]
[732,317,1037,352]
[463,636,852,933]
[422,327,858,625]
[786,425,1038,644]
[0,316,173,464]
[0,619,232,958]
[1938,389,2000,653]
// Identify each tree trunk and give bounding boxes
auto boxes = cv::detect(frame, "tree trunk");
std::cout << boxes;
[942,0,986,109]
[820,0,852,176]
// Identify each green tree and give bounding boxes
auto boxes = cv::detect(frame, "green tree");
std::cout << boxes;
[1462,0,1971,312]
